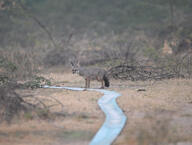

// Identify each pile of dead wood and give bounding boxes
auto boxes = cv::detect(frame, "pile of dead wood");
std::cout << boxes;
[108,64,176,81]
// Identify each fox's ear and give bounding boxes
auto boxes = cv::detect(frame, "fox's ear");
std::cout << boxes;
[70,61,74,66]
[77,61,80,66]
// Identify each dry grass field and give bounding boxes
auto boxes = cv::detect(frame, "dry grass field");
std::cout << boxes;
[0,68,192,145]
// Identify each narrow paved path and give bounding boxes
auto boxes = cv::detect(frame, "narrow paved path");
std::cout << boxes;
[43,86,127,145]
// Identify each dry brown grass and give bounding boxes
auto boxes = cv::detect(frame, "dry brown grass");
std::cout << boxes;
[114,79,192,145]
[0,87,103,145]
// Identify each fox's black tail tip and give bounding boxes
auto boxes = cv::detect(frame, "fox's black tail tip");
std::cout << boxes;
[103,75,110,87]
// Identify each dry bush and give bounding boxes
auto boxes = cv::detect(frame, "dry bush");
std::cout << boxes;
[0,82,52,123]
[43,48,77,66]
[0,76,52,123]
[0,52,52,123]
[0,49,40,79]
[169,54,192,78]
[0,83,28,123]
[154,53,192,79]
[78,49,115,66]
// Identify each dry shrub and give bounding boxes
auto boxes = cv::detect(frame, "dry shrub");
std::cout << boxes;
[0,78,52,123]
[0,51,52,123]
[0,49,39,79]
[43,48,77,66]
[79,49,113,66]
[157,53,192,79]
[0,83,27,123]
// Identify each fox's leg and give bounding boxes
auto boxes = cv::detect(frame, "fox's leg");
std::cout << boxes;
[85,79,88,88]
[100,80,104,89]
[83,79,88,91]
[88,79,90,88]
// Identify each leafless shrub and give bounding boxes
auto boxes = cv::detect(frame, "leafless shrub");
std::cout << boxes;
[0,83,28,123]
[0,49,39,79]
[170,53,192,78]
[0,76,54,123]
[79,49,115,66]
[0,55,53,123]
[43,48,77,66]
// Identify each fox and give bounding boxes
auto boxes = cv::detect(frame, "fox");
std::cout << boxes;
[70,61,110,89]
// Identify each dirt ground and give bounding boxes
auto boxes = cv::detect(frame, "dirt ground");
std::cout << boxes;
[0,68,192,145]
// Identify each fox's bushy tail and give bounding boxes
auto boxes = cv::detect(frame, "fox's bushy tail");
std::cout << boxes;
[103,75,110,87]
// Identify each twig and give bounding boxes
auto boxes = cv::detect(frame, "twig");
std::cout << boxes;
[17,0,58,48]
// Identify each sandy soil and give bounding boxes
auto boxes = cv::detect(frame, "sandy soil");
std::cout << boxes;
[0,69,192,145]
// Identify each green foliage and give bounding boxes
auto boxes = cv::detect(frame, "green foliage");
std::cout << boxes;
[0,57,17,72]
[0,75,9,86]
[24,76,51,89]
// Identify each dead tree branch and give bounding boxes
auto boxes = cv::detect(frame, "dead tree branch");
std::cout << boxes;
[17,0,58,48]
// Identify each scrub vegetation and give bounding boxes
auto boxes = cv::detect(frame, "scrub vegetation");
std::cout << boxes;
[0,0,192,144]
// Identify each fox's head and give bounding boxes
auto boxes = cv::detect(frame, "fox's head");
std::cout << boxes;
[70,61,80,74]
